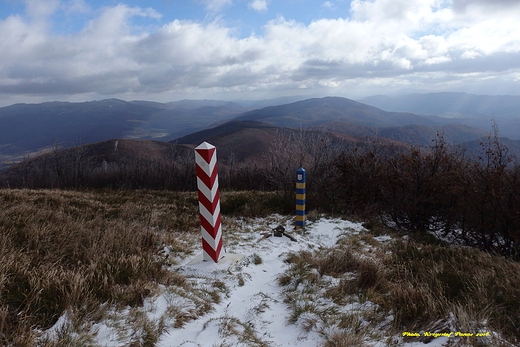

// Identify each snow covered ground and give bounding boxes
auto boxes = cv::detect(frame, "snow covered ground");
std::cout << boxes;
[156,215,360,347]
[45,214,511,346]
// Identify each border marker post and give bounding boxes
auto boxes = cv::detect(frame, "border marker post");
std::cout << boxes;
[195,142,223,262]
[295,167,306,229]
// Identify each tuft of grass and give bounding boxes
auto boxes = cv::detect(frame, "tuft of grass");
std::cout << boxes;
[252,253,263,265]
[282,247,386,293]
[321,328,370,347]
[202,313,271,347]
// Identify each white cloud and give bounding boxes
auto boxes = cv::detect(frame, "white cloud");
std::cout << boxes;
[61,0,91,14]
[24,0,60,20]
[197,0,232,12]
[453,0,520,13]
[322,1,334,9]
[249,0,268,12]
[424,56,452,65]
[1,0,520,102]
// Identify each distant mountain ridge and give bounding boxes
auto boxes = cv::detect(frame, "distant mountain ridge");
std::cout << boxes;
[227,96,490,147]
[234,96,438,128]
[2,94,520,173]
[360,92,520,139]
[0,99,246,171]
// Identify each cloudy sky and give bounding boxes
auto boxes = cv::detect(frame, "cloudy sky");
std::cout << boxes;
[0,0,519,106]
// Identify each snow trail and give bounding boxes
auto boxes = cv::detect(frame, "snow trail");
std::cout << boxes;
[157,216,362,347]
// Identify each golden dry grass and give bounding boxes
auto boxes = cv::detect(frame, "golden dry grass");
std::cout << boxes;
[278,228,520,346]
[0,189,202,345]
[0,188,293,345]
[3,188,520,346]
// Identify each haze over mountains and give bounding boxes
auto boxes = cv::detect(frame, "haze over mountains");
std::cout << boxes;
[1,92,519,173]
[361,92,520,139]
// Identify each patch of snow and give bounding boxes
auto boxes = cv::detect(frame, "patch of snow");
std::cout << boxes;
[155,216,364,347]
[39,311,71,341]
[57,214,512,347]
[374,234,392,242]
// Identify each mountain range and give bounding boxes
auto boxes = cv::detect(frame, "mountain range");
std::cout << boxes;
[1,93,519,174]
[361,92,520,139]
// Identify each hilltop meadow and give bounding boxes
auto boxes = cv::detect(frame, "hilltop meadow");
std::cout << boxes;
[1,129,520,346]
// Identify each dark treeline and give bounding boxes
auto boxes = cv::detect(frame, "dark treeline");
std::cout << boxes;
[2,127,520,259]
[331,129,520,260]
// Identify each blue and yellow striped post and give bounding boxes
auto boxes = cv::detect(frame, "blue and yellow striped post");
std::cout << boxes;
[295,167,306,228]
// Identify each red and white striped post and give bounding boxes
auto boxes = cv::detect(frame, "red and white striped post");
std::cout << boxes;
[195,142,223,263]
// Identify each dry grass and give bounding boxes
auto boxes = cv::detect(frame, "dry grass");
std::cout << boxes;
[278,227,520,346]
[0,188,201,346]
[202,313,271,347]
[280,247,386,297]
[0,188,291,346]
[219,190,291,217]
[321,328,370,347]
[385,239,520,342]
[4,188,520,346]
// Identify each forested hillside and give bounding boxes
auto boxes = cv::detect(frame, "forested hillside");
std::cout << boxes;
[2,126,519,259]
